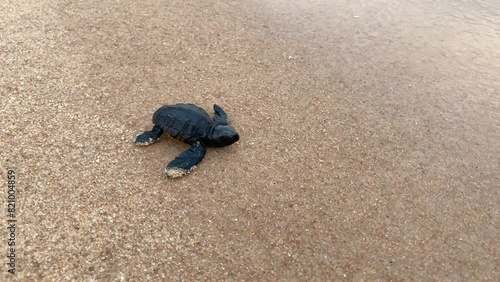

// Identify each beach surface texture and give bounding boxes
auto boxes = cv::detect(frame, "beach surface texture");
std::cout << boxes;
[1,0,499,280]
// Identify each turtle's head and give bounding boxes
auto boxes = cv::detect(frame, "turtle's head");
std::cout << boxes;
[210,125,239,147]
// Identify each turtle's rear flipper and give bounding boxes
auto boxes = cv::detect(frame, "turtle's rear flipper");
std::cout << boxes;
[165,141,206,178]
[135,125,164,146]
[213,104,228,125]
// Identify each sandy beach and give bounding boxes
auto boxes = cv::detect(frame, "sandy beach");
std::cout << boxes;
[1,0,499,280]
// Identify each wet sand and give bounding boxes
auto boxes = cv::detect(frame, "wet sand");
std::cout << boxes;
[1,0,499,280]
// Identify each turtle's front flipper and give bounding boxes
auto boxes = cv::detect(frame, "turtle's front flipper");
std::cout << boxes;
[212,104,228,125]
[135,125,164,146]
[165,141,206,178]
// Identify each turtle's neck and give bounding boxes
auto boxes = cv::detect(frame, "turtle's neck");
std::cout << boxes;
[203,122,219,147]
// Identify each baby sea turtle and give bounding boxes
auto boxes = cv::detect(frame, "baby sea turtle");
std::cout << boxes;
[135,103,239,177]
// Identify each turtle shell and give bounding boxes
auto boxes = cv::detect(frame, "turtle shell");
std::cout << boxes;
[152,104,212,144]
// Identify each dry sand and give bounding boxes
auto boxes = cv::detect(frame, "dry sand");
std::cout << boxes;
[1,0,499,280]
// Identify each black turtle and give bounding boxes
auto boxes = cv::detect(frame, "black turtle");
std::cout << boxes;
[135,103,239,177]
